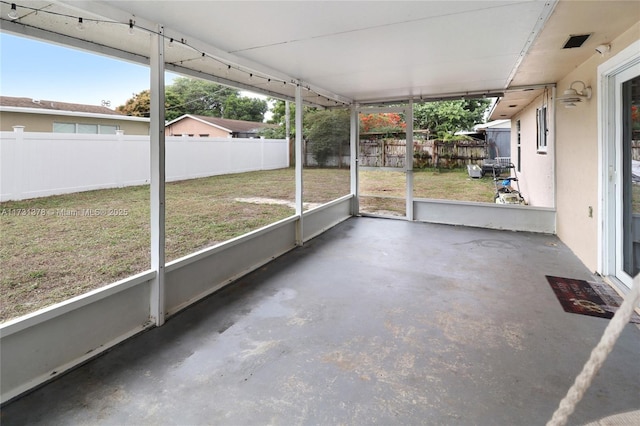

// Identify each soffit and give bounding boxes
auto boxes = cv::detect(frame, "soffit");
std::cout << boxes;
[491,0,640,119]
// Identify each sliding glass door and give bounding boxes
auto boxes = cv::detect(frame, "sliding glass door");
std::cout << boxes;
[617,71,640,286]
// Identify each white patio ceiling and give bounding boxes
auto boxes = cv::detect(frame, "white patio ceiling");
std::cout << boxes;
[1,1,638,116]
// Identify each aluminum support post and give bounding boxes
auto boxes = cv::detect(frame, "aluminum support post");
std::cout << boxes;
[405,99,414,221]
[295,85,304,244]
[350,105,359,215]
[285,101,291,166]
[150,26,166,326]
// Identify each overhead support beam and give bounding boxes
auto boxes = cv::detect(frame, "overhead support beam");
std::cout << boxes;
[295,81,352,106]
[149,25,166,327]
[294,84,304,245]
[0,19,150,66]
[358,90,506,108]
[505,84,557,92]
[165,65,346,108]
[164,63,299,104]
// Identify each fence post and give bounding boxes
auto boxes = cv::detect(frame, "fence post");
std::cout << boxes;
[382,138,386,167]
[116,130,124,188]
[13,126,25,201]
[261,137,265,170]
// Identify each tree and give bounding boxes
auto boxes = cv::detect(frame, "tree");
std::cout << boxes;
[267,99,292,125]
[223,94,268,121]
[116,89,182,119]
[304,109,350,166]
[116,90,150,117]
[167,77,237,117]
[261,98,318,139]
[117,77,269,123]
[359,113,406,134]
[413,99,491,139]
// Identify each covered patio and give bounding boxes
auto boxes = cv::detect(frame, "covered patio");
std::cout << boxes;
[2,217,639,425]
[1,1,639,424]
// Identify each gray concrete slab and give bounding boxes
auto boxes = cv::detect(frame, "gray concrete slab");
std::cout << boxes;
[1,217,639,425]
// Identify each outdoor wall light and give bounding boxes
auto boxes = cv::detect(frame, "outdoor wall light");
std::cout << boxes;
[8,3,18,19]
[557,80,592,108]
[595,44,611,56]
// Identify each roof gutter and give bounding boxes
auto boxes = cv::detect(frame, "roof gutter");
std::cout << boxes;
[0,106,150,122]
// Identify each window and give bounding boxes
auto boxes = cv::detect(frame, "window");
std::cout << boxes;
[78,124,98,134]
[99,125,118,135]
[53,122,76,133]
[53,122,119,134]
[536,106,547,152]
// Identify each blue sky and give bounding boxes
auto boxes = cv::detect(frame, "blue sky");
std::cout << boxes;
[0,32,165,109]
[1,33,265,111]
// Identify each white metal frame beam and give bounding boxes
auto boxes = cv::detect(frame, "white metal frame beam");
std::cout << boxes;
[405,99,414,221]
[295,84,304,245]
[149,26,166,326]
[357,103,413,219]
[350,105,359,215]
[0,19,149,65]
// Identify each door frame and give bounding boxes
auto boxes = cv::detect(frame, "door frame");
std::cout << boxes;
[598,39,640,290]
[356,103,414,219]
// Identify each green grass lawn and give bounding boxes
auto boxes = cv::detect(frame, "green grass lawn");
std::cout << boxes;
[0,166,494,322]
[359,168,496,215]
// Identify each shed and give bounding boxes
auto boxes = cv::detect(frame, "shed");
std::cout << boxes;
[475,119,511,159]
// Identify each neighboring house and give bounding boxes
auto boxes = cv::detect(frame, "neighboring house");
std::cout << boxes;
[0,96,150,135]
[165,114,276,138]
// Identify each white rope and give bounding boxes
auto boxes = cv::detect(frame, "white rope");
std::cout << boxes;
[547,274,640,426]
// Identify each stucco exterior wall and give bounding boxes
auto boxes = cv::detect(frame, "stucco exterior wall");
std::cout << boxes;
[0,111,149,135]
[166,118,230,138]
[511,95,554,208]
[554,22,640,272]
[511,22,640,272]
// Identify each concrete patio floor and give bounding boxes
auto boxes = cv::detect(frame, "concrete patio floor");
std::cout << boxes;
[1,217,639,425]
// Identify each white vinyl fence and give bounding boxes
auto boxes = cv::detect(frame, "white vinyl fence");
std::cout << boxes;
[0,130,289,202]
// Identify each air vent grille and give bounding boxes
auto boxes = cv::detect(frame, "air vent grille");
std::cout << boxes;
[563,34,591,49]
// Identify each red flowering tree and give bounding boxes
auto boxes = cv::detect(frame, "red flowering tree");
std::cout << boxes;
[359,113,406,134]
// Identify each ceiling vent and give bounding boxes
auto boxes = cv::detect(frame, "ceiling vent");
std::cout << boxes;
[563,34,591,49]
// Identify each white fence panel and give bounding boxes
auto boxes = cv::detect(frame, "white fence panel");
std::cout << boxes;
[0,132,289,202]
[263,139,290,170]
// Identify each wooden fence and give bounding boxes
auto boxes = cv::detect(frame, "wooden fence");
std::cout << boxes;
[359,138,488,168]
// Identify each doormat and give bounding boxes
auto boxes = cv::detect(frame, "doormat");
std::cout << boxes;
[545,275,640,323]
